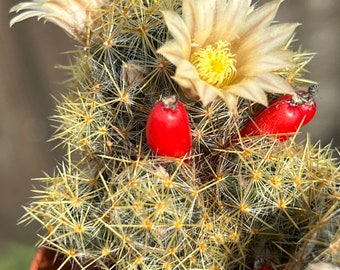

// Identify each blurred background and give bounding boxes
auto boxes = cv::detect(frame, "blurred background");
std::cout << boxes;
[1,0,339,268]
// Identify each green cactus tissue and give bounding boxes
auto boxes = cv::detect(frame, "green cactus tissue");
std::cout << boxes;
[10,0,340,269]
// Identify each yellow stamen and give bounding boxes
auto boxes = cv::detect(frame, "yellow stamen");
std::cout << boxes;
[191,40,237,88]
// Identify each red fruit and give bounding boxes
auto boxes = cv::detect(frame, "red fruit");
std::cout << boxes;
[146,96,192,158]
[256,266,273,270]
[240,84,318,142]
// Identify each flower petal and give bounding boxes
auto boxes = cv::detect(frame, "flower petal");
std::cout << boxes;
[238,23,300,57]
[160,11,192,60]
[242,0,283,35]
[157,41,189,67]
[182,0,214,45]
[172,61,199,90]
[196,82,220,107]
[227,78,269,106]
[10,0,106,42]
[213,0,251,43]
[173,61,219,106]
[219,92,239,114]
[237,50,293,77]
[253,73,294,95]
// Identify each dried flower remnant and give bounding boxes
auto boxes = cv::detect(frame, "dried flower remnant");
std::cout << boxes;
[157,0,298,112]
[10,0,108,43]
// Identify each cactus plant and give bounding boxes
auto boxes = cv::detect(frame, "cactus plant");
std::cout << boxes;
[10,0,340,269]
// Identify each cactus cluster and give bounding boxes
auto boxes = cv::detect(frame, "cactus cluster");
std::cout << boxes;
[11,0,340,269]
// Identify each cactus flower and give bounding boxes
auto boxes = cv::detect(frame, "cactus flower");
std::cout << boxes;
[10,0,107,43]
[157,0,298,113]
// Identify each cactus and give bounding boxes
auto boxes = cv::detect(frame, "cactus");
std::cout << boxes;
[10,0,340,269]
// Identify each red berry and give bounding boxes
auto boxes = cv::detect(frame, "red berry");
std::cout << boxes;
[146,96,192,158]
[240,85,318,142]
[258,266,273,270]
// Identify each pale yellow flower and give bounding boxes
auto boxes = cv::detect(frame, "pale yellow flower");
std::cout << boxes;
[10,0,107,43]
[157,0,298,112]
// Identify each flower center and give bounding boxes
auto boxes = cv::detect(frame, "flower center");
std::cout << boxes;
[190,40,237,88]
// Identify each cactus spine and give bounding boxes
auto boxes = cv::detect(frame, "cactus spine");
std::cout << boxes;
[11,0,340,269]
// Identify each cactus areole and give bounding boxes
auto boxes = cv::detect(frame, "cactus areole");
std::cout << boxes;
[146,96,192,158]
[240,84,318,141]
